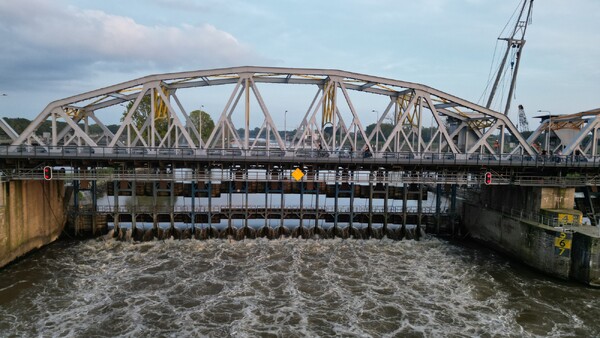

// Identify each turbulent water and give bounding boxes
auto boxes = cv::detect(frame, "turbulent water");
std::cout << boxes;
[1,237,599,337]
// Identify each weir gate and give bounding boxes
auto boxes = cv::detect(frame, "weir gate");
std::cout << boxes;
[1,146,599,240]
[1,67,599,240]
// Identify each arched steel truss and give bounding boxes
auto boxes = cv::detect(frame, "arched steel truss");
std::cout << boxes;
[527,108,600,159]
[12,66,536,158]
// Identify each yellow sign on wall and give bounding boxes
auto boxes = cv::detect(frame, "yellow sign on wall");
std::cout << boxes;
[554,232,572,256]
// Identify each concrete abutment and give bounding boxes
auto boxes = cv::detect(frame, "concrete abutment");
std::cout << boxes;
[464,185,600,286]
[0,180,67,269]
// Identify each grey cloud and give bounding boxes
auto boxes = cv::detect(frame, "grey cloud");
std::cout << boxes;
[0,0,271,89]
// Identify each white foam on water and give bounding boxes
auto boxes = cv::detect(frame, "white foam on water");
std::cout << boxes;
[0,238,599,337]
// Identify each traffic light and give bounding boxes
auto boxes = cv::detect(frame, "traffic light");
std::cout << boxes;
[43,166,52,180]
[484,172,492,185]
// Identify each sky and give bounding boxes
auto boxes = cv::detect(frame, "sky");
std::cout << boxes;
[0,0,598,130]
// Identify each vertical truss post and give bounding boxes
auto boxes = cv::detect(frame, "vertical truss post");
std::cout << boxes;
[245,78,250,150]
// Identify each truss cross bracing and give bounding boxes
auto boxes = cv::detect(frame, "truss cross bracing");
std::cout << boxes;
[11,66,540,159]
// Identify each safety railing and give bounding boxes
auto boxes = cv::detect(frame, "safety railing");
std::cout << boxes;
[1,145,598,169]
[73,204,443,215]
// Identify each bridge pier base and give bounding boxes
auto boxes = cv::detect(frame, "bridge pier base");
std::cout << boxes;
[463,185,600,286]
[0,180,67,268]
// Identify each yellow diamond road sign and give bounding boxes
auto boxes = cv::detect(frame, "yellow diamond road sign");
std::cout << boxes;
[292,168,305,181]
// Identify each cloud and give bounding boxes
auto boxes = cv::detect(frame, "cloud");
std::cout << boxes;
[0,0,270,90]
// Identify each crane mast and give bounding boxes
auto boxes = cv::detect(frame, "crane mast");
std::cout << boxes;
[486,0,535,115]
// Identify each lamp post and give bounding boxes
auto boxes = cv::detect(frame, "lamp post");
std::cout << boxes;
[538,110,551,153]
[372,110,379,153]
[284,110,288,145]
[199,105,204,146]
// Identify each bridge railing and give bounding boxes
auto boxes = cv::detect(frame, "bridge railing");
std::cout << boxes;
[5,166,600,186]
[499,206,584,229]
[74,204,443,215]
[1,145,599,168]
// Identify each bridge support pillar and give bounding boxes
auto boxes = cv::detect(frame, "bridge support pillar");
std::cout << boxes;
[191,181,196,234]
[334,182,340,231]
[299,181,304,228]
[349,182,355,229]
[383,183,389,233]
[207,182,212,228]
[583,187,597,226]
[113,180,119,230]
[450,184,457,234]
[402,183,408,238]
[131,181,136,232]
[436,184,442,234]
[416,183,423,240]
[368,180,373,235]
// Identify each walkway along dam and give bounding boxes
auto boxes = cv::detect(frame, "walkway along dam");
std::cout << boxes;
[1,66,599,285]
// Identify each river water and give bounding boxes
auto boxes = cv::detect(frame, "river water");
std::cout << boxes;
[1,236,599,337]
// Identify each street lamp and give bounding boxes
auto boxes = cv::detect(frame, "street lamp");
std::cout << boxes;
[284,110,288,145]
[199,105,204,146]
[538,110,551,153]
[372,110,379,153]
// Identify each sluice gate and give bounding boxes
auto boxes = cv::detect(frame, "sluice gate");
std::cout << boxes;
[69,173,459,241]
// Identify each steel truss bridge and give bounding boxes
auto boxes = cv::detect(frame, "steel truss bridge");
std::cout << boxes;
[0,66,598,183]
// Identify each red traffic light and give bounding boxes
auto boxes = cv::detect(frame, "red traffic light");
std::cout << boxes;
[43,166,52,180]
[484,172,492,185]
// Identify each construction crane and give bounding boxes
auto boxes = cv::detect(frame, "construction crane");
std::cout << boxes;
[485,0,535,116]
[517,104,530,132]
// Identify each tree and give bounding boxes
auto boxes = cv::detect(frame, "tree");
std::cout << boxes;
[189,109,215,144]
[121,94,169,140]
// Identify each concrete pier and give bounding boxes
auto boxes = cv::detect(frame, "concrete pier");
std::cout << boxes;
[464,185,600,286]
[0,180,67,268]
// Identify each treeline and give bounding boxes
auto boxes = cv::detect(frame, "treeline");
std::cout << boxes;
[0,118,120,138]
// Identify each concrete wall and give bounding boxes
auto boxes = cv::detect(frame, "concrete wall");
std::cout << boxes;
[463,203,571,280]
[0,180,67,269]
[570,232,600,286]
[478,186,575,213]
